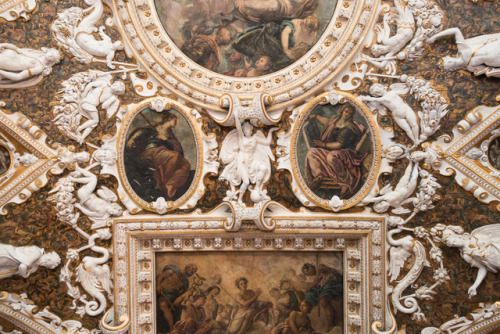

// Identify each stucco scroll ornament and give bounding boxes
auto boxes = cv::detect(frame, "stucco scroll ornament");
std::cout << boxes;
[362,0,443,75]
[0,43,61,89]
[0,291,100,334]
[421,302,500,334]
[52,70,125,144]
[60,228,113,317]
[0,0,37,21]
[428,28,500,78]
[219,99,278,205]
[384,217,451,324]
[0,244,60,280]
[51,0,124,69]
[215,93,280,127]
[430,224,500,298]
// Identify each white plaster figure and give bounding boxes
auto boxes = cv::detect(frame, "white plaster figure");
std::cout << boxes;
[428,28,500,78]
[431,224,500,298]
[68,164,122,229]
[53,71,125,144]
[51,0,123,68]
[363,0,415,72]
[363,161,420,213]
[219,119,278,205]
[0,244,60,279]
[359,83,420,145]
[0,43,61,89]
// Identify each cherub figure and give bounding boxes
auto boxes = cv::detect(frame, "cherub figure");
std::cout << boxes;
[57,73,125,144]
[359,83,420,145]
[219,119,277,205]
[362,161,419,213]
[51,0,123,68]
[431,224,500,298]
[362,0,415,73]
[0,43,61,88]
[68,164,122,229]
[428,28,500,78]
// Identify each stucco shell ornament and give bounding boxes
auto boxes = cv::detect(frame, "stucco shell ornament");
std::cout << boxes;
[112,0,378,114]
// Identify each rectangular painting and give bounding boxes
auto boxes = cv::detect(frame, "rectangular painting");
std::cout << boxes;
[155,251,344,334]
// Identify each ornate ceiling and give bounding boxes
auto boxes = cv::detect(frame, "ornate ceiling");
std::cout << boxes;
[0,0,499,333]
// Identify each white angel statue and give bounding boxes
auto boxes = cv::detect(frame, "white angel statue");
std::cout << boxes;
[219,120,278,205]
[432,224,500,298]
[359,83,420,145]
[51,0,123,68]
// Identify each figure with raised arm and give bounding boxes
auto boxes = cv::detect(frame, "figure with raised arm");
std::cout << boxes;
[359,83,420,145]
[219,111,278,205]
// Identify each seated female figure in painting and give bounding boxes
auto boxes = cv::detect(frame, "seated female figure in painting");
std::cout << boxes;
[126,113,191,199]
[304,104,368,198]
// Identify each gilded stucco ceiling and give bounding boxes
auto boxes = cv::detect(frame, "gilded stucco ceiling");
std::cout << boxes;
[0,0,499,333]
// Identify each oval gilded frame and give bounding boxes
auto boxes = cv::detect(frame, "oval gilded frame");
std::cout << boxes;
[112,0,378,112]
[116,98,203,213]
[289,91,381,210]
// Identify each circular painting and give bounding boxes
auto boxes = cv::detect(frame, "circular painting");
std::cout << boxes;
[488,136,500,171]
[155,0,339,76]
[293,97,379,209]
[0,145,10,176]
[123,107,198,205]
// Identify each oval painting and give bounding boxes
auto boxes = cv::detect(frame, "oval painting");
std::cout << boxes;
[154,0,339,76]
[488,136,500,171]
[124,108,198,203]
[296,102,374,202]
[0,145,10,176]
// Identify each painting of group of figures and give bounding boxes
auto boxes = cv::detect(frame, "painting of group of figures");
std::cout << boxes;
[156,252,344,334]
[154,0,338,76]
[297,103,373,201]
[124,108,197,203]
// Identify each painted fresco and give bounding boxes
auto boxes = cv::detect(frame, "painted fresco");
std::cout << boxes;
[297,103,373,201]
[0,145,10,176]
[124,108,197,202]
[488,137,500,171]
[154,0,338,76]
[156,252,343,334]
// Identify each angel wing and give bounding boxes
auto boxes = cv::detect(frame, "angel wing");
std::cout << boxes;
[389,83,410,95]
[379,183,394,195]
[389,245,411,282]
[220,129,240,165]
[254,130,274,161]
[97,186,117,202]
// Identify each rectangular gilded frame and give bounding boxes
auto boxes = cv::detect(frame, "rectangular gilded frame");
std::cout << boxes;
[113,215,387,334]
